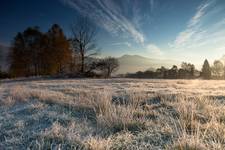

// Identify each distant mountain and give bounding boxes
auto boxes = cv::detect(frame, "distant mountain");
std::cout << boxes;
[0,45,180,74]
[0,44,9,71]
[117,54,180,74]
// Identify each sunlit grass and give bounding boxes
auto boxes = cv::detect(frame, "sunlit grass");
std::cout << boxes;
[0,79,225,149]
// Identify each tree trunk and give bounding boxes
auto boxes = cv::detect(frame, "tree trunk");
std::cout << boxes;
[107,67,111,78]
[81,53,84,73]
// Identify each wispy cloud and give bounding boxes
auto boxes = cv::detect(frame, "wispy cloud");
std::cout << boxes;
[174,1,211,47]
[172,0,225,55]
[149,0,155,12]
[188,2,210,27]
[61,0,149,44]
[111,42,132,47]
[145,43,163,56]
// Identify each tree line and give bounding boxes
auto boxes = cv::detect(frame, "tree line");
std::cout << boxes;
[126,59,224,80]
[0,18,119,78]
[0,18,224,80]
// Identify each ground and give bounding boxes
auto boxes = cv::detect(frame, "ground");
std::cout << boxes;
[0,78,225,149]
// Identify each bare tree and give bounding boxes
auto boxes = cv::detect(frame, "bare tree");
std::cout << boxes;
[70,17,98,73]
[97,57,119,78]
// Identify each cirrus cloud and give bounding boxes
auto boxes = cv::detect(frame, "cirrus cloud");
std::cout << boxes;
[172,0,225,51]
[60,0,150,44]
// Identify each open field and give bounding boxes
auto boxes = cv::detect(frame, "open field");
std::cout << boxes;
[1,78,225,149]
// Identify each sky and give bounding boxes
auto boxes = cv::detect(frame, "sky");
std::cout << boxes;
[1,0,225,66]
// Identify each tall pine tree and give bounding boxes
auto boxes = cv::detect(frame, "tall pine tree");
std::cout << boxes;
[201,59,211,79]
[46,24,72,75]
[8,25,72,77]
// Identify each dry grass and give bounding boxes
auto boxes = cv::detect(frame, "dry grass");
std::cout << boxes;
[1,79,225,149]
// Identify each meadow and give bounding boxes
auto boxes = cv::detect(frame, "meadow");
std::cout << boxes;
[0,78,225,149]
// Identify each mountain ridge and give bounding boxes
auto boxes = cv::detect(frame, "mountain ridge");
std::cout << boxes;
[0,46,181,74]
[117,54,180,74]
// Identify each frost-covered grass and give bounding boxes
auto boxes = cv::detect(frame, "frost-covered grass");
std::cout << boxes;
[1,78,225,149]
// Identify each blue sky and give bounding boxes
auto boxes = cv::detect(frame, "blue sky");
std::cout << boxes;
[1,0,225,65]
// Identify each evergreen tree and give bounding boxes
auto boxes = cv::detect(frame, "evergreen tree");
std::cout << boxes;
[46,24,72,75]
[201,59,211,79]
[8,25,72,77]
[9,32,28,77]
[9,27,43,77]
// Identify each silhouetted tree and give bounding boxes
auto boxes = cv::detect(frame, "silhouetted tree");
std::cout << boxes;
[212,60,223,79]
[71,17,98,73]
[178,68,185,79]
[201,59,211,79]
[0,49,2,72]
[126,62,198,79]
[96,57,119,78]
[167,65,178,79]
[8,25,72,77]
[38,34,51,75]
[24,27,43,76]
[46,24,72,75]
[9,28,43,77]
[156,66,167,78]
[68,39,80,74]
[180,62,195,78]
[143,70,156,78]
[223,66,225,80]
